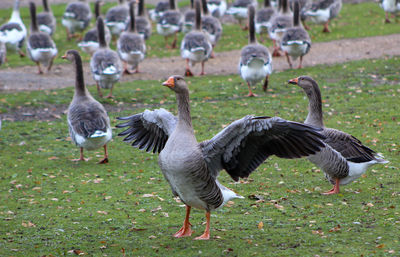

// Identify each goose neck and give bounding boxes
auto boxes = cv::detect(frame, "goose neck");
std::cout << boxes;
[304,85,324,127]
[176,90,193,129]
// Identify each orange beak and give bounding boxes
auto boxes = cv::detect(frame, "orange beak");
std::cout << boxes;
[61,54,67,59]
[288,77,299,85]
[162,77,175,88]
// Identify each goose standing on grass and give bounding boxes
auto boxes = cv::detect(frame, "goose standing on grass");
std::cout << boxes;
[78,0,111,56]
[149,1,170,22]
[0,40,6,66]
[281,0,311,69]
[62,50,112,164]
[27,2,58,74]
[157,0,183,49]
[105,0,129,38]
[36,0,56,36]
[201,0,222,57]
[380,0,400,23]
[207,0,227,18]
[303,0,342,33]
[226,0,258,30]
[180,0,212,76]
[239,5,272,97]
[62,0,92,40]
[91,17,122,98]
[135,0,152,40]
[288,76,388,195]
[0,0,26,58]
[268,0,293,57]
[117,75,326,240]
[118,1,146,74]
[183,0,195,33]
[255,0,276,42]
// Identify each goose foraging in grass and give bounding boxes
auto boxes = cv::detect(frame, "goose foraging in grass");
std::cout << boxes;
[288,76,388,195]
[180,0,212,76]
[226,0,258,30]
[206,0,227,18]
[303,0,342,32]
[105,0,129,38]
[201,0,223,56]
[0,0,27,58]
[268,0,293,57]
[281,0,311,69]
[62,50,112,164]
[27,2,58,74]
[116,75,326,240]
[36,0,56,36]
[62,0,92,40]
[118,1,146,74]
[149,1,170,22]
[157,0,183,49]
[380,0,400,23]
[90,17,122,98]
[239,5,272,97]
[183,0,196,33]
[255,0,276,42]
[134,0,152,40]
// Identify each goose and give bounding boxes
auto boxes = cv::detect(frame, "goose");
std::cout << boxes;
[116,75,326,240]
[180,0,212,76]
[27,2,58,74]
[255,0,276,42]
[157,0,183,49]
[268,0,293,57]
[239,5,272,97]
[78,0,112,56]
[289,0,311,29]
[134,0,152,40]
[183,0,195,33]
[281,0,311,69]
[0,0,27,58]
[149,1,170,22]
[62,50,112,164]
[303,0,342,33]
[226,0,258,30]
[36,0,56,36]
[201,0,223,57]
[380,0,400,23]
[90,17,122,98]
[206,0,227,18]
[0,40,6,66]
[288,76,388,195]
[62,0,92,40]
[105,0,129,38]
[117,1,146,74]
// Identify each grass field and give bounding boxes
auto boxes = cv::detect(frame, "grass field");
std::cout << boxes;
[0,55,399,256]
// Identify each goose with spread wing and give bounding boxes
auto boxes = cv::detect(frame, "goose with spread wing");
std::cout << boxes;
[117,75,326,239]
[288,76,388,194]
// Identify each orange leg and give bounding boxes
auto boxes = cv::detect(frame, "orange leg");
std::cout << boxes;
[72,147,86,162]
[322,21,331,33]
[96,82,103,98]
[262,75,269,92]
[199,61,206,76]
[36,62,43,74]
[194,211,211,240]
[246,82,257,97]
[285,52,293,69]
[385,12,391,23]
[184,59,193,77]
[173,205,193,238]
[322,178,340,195]
[297,56,303,69]
[105,86,114,98]
[98,145,109,164]
[171,32,177,49]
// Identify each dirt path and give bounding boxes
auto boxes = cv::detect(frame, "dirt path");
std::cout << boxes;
[1,34,400,92]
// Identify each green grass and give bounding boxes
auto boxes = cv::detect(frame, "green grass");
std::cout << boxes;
[0,56,399,256]
[0,2,399,69]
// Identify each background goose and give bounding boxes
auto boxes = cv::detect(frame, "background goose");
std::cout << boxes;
[0,0,26,58]
[255,0,276,42]
[201,0,222,57]
[281,0,311,69]
[149,1,170,22]
[27,2,58,74]
[90,17,122,98]
[239,5,272,97]
[0,40,6,65]
[206,0,227,18]
[180,0,212,76]
[183,0,195,33]
[226,0,258,30]
[268,0,293,57]
[118,1,146,74]
[157,0,183,49]
[36,0,56,36]
[288,76,388,195]
[303,0,342,32]
[62,0,92,40]
[117,75,326,240]
[78,0,111,56]
[380,0,400,23]
[105,0,129,38]
[134,0,152,40]
[62,50,112,164]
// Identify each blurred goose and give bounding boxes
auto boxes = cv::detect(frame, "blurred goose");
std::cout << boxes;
[78,0,111,56]
[239,5,272,97]
[0,0,26,57]
[255,0,276,42]
[226,0,258,30]
[62,0,92,40]
[62,50,112,164]
[281,0,311,69]
[135,0,152,40]
[183,0,195,33]
[36,0,56,36]
[105,0,129,38]
[27,2,58,74]
[117,75,326,240]
[288,76,388,195]
[303,0,342,32]
[118,1,146,74]
[380,0,400,23]
[90,17,122,98]
[201,0,222,56]
[180,0,212,76]
[206,0,227,18]
[157,0,183,49]
[268,0,293,56]
[149,1,170,22]
[289,0,311,29]
[0,40,6,65]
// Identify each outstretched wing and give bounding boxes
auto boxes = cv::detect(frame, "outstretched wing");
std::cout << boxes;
[200,116,326,181]
[116,108,178,153]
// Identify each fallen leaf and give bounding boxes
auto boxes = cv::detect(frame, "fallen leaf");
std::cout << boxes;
[73,249,85,255]
[258,221,264,230]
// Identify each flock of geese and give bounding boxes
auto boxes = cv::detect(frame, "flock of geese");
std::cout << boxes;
[0,0,391,240]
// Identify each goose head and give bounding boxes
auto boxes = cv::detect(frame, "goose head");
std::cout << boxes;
[162,75,188,94]
[288,76,317,91]
[61,49,80,62]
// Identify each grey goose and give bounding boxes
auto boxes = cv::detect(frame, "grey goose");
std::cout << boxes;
[183,0,195,33]
[303,0,342,32]
[134,0,152,40]
[380,0,400,23]
[206,0,227,18]
[117,75,326,239]
[61,0,92,40]
[201,0,223,56]
[105,0,130,38]
[255,0,276,42]
[149,1,170,22]
[157,0,183,49]
[36,0,56,36]
[226,0,258,30]
[268,0,293,56]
